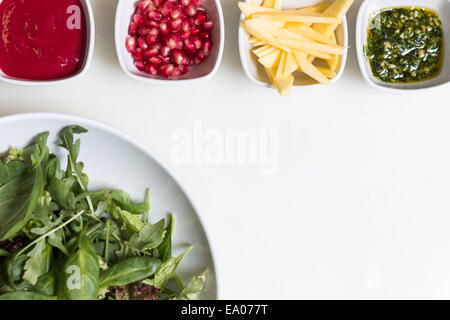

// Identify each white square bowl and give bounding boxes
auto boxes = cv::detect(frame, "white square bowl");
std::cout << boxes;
[115,0,224,84]
[0,0,95,86]
[356,0,450,92]
[238,0,349,89]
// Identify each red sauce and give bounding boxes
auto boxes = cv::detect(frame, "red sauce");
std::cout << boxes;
[0,0,86,80]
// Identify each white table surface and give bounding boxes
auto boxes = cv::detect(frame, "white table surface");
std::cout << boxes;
[1,0,450,299]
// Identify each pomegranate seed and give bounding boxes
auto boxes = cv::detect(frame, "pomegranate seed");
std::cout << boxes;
[139,0,154,11]
[148,10,162,21]
[160,2,174,16]
[149,27,159,36]
[183,38,196,54]
[190,26,200,36]
[175,39,183,49]
[129,22,138,35]
[147,20,160,27]
[145,64,158,75]
[137,37,148,49]
[172,49,185,65]
[153,0,163,6]
[144,43,161,58]
[134,61,146,71]
[179,64,189,74]
[200,31,210,40]
[171,67,181,77]
[193,12,206,25]
[202,19,213,30]
[159,64,174,77]
[146,34,158,44]
[203,40,211,56]
[196,50,206,61]
[159,55,170,64]
[135,8,143,15]
[134,48,144,60]
[138,27,151,36]
[165,35,178,49]
[160,21,170,35]
[191,0,202,6]
[181,0,191,6]
[149,56,162,64]
[180,31,190,39]
[160,45,171,56]
[185,4,197,16]
[126,36,137,53]
[171,9,183,19]
[170,18,182,32]
[134,14,145,26]
[190,35,202,49]
[181,19,190,32]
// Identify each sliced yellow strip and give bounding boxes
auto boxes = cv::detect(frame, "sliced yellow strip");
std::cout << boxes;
[262,0,275,8]
[276,51,286,78]
[275,38,344,55]
[273,0,282,10]
[293,49,331,84]
[266,67,294,96]
[283,52,298,77]
[285,22,335,45]
[259,49,282,68]
[312,0,354,38]
[316,67,337,79]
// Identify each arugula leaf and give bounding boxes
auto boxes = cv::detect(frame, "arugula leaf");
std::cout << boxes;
[158,214,174,262]
[58,126,93,212]
[0,166,44,240]
[0,291,56,300]
[59,229,99,300]
[90,189,149,215]
[23,240,52,285]
[154,246,192,289]
[99,256,161,289]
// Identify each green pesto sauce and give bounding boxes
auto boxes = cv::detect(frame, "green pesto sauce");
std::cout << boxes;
[366,7,444,83]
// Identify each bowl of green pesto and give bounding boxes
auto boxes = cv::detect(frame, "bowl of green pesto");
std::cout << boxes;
[356,0,450,92]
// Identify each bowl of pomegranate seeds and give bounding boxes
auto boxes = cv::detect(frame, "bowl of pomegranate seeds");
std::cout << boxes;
[115,0,224,83]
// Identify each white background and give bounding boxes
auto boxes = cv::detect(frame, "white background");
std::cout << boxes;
[1,0,450,299]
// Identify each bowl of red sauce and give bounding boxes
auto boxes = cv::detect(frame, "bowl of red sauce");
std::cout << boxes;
[0,0,94,85]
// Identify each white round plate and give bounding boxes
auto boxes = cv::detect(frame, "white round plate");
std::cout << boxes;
[0,112,218,299]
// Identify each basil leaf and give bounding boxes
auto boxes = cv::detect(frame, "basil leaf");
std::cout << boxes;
[48,177,70,209]
[112,206,145,233]
[5,253,28,289]
[0,166,44,240]
[59,230,99,300]
[154,246,192,289]
[99,256,161,289]
[0,161,28,187]
[32,271,56,296]
[0,291,56,300]
[179,270,207,300]
[128,219,165,251]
